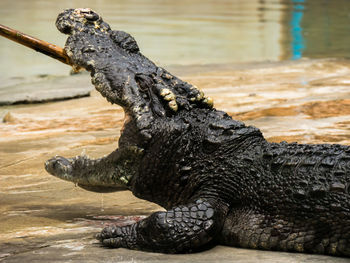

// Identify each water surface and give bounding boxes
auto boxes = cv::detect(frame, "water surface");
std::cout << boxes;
[1,0,350,81]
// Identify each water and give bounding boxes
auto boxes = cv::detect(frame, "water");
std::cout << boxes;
[1,0,350,81]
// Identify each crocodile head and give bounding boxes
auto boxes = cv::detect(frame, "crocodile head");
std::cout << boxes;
[56,8,213,140]
[46,8,215,193]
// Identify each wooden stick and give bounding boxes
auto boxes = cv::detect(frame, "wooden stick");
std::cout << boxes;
[0,23,71,66]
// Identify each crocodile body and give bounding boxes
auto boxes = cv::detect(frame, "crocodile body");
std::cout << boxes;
[45,8,350,256]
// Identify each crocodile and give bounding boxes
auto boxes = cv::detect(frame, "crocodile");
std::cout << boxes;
[45,8,350,256]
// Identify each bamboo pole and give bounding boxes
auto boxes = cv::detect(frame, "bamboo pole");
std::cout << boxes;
[0,24,71,66]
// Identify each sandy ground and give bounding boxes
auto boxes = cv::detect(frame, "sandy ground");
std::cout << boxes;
[1,59,350,262]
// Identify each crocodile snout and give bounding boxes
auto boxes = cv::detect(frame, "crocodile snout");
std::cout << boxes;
[45,156,74,180]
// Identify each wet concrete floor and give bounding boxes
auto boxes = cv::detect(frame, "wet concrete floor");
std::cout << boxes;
[1,59,350,262]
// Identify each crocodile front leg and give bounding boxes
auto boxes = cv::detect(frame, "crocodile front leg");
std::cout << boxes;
[45,146,143,192]
[97,199,228,253]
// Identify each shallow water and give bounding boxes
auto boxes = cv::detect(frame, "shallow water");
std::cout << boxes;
[1,0,350,81]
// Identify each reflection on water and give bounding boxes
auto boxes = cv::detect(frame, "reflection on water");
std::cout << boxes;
[290,0,305,60]
[1,0,350,81]
[282,0,350,60]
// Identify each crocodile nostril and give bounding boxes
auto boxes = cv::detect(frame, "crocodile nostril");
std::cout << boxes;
[85,12,99,21]
[74,8,99,21]
[82,10,99,21]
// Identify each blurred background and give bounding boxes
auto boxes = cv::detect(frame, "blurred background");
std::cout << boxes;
[1,0,350,81]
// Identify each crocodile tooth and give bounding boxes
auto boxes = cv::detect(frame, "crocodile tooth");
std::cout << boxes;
[119,176,129,184]
[203,97,214,107]
[164,93,176,101]
[168,100,178,112]
[162,73,173,80]
[196,90,204,101]
[160,88,171,97]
